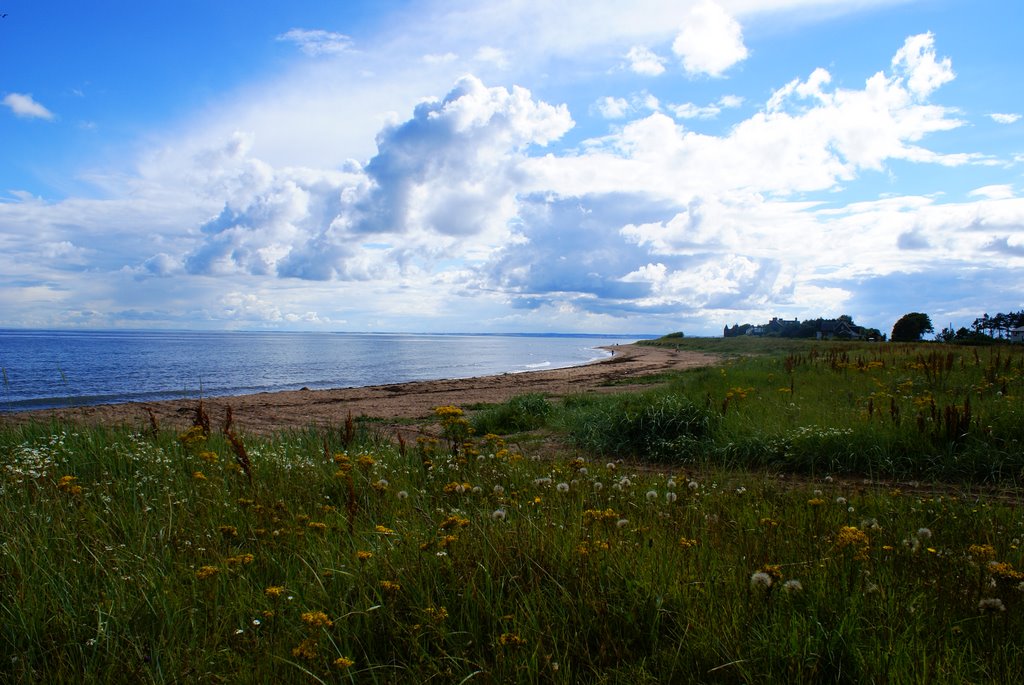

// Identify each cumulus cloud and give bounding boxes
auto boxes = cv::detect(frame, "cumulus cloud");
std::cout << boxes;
[670,95,742,119]
[276,28,353,56]
[969,184,1015,200]
[671,0,748,77]
[595,96,631,118]
[891,32,954,99]
[624,45,666,76]
[2,92,55,120]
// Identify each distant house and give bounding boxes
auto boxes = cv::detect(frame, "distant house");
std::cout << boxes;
[1011,326,1024,343]
[817,319,865,340]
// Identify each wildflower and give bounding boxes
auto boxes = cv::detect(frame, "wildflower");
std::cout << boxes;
[334,656,355,669]
[199,450,219,463]
[307,521,328,533]
[357,454,376,468]
[499,632,527,647]
[666,492,678,503]
[195,566,219,580]
[593,482,603,491]
[678,537,698,549]
[218,525,238,538]
[836,497,847,505]
[265,586,285,599]
[192,470,207,481]
[379,580,402,593]
[226,553,255,566]
[375,524,396,535]
[292,638,318,660]
[234,628,244,635]
[356,551,373,561]
[807,498,825,507]
[917,527,933,540]
[301,611,333,628]
[397,490,409,500]
[493,485,505,496]
[979,598,1006,614]
[969,544,997,561]
[557,482,570,493]
[57,475,83,495]
[440,515,470,530]
[666,478,677,489]
[491,508,507,521]
[783,579,803,593]
[616,518,629,529]
[533,477,552,487]
[645,490,658,501]
[688,480,699,491]
[735,487,746,495]
[750,571,773,589]
[252,619,261,627]
[424,605,449,622]
[372,478,389,492]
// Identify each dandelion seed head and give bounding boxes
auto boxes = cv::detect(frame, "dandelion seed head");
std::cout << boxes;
[491,508,506,521]
[688,480,699,490]
[979,597,1006,613]
[783,579,803,593]
[616,518,629,529]
[557,482,569,493]
[665,492,678,503]
[917,527,932,540]
[397,490,409,500]
[750,571,773,589]
[646,490,658,501]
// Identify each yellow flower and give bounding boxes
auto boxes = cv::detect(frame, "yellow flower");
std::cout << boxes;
[192,471,207,481]
[969,544,996,561]
[225,553,255,566]
[439,515,470,530]
[195,565,219,580]
[499,632,527,647]
[264,586,285,599]
[424,605,448,622]
[301,611,334,628]
[678,537,698,549]
[218,525,238,538]
[807,498,826,507]
[357,454,376,468]
[307,521,328,533]
[198,450,219,463]
[356,551,373,561]
[375,525,396,535]
[379,580,402,593]
[334,656,355,669]
[291,638,317,660]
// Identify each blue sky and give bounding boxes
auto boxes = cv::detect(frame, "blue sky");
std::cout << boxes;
[1,0,1022,336]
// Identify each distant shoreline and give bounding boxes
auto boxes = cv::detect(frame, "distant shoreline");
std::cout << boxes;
[1,344,718,435]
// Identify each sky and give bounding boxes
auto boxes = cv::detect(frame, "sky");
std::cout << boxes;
[1,0,1022,336]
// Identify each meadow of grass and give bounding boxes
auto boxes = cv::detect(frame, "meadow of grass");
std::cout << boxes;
[2,339,1024,683]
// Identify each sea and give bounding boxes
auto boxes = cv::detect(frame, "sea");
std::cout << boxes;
[0,330,651,412]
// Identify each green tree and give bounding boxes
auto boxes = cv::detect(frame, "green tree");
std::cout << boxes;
[891,312,934,342]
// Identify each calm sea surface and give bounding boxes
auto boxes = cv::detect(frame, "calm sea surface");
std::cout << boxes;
[0,330,648,411]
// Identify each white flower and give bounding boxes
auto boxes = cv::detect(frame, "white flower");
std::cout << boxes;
[735,487,746,495]
[750,572,773,589]
[491,508,507,521]
[557,482,570,493]
[979,597,1006,613]
[646,490,658,501]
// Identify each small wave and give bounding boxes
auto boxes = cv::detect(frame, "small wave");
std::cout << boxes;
[523,361,552,369]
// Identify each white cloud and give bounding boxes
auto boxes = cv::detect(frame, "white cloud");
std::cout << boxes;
[276,28,353,56]
[2,92,55,120]
[891,32,954,99]
[990,112,1021,124]
[969,184,1015,200]
[423,52,458,65]
[474,46,510,69]
[596,96,631,119]
[671,0,749,77]
[625,45,666,76]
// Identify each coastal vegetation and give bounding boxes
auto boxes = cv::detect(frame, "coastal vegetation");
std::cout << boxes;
[2,338,1024,682]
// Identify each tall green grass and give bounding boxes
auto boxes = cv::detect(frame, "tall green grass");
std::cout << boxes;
[3,413,1024,683]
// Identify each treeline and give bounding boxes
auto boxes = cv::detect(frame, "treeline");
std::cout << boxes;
[938,310,1024,344]
[723,315,884,340]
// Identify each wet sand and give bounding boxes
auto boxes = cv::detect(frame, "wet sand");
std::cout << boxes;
[1,344,718,435]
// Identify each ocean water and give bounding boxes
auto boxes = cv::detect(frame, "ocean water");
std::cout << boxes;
[0,330,648,412]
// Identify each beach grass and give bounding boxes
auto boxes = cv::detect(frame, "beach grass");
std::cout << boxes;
[2,339,1024,682]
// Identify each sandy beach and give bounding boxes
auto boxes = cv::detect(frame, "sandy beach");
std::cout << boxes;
[2,344,717,435]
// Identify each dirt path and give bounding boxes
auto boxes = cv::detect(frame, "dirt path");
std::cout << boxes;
[2,344,718,435]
